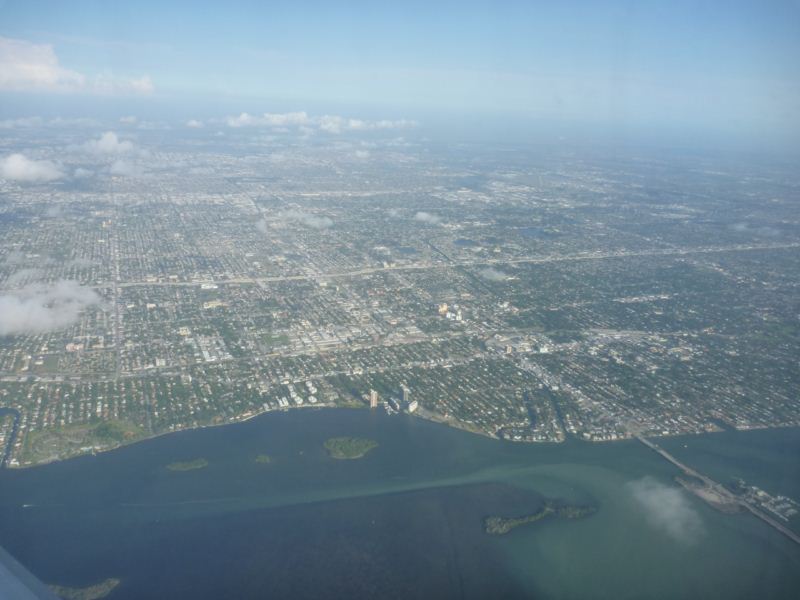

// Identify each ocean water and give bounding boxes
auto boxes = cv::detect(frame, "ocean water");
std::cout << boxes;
[0,409,798,599]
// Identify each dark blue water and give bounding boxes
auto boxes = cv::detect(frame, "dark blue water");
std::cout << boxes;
[0,409,798,599]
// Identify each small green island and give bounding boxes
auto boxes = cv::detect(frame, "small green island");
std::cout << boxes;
[324,437,378,459]
[254,454,273,464]
[165,458,208,472]
[49,578,120,600]
[484,501,596,535]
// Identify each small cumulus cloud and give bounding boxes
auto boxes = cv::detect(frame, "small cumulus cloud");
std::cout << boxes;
[0,280,101,335]
[0,116,44,129]
[186,119,204,128]
[0,153,63,182]
[628,477,705,544]
[478,267,509,282]
[119,115,137,125]
[83,131,134,155]
[414,211,442,225]
[5,268,45,286]
[354,150,370,159]
[278,209,333,229]
[109,160,142,177]
[226,111,311,128]
[223,111,416,134]
[44,205,64,217]
[730,222,781,238]
[48,116,103,128]
[0,116,102,130]
[317,115,416,134]
[73,167,94,178]
[0,36,154,95]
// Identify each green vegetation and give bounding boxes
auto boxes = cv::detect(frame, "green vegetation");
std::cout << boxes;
[93,421,133,443]
[166,458,209,471]
[324,436,378,459]
[49,578,120,600]
[484,501,596,535]
[254,454,273,464]
[22,420,143,465]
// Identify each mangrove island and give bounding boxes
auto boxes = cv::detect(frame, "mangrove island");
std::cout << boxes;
[484,500,596,535]
[166,458,209,472]
[324,437,378,460]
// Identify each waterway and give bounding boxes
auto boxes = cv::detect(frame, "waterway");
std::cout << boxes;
[0,409,798,599]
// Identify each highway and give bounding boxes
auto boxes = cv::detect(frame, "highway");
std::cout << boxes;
[98,241,800,289]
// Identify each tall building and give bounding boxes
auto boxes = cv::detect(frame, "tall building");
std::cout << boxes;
[369,389,378,409]
[401,384,410,405]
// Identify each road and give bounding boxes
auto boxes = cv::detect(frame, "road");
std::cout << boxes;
[96,241,799,289]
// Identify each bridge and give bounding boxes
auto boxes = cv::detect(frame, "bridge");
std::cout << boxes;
[635,434,800,546]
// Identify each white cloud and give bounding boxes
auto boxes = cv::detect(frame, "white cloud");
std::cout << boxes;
[5,268,44,286]
[126,75,154,95]
[0,36,154,95]
[48,116,102,128]
[478,267,509,282]
[119,115,137,125]
[317,115,417,134]
[186,119,204,128]
[0,116,105,130]
[223,111,416,134]
[0,280,100,335]
[83,131,134,155]
[0,116,44,129]
[109,160,142,177]
[628,477,705,544]
[414,211,442,225]
[0,153,63,182]
[73,167,94,178]
[354,150,370,159]
[226,111,311,128]
[278,209,333,229]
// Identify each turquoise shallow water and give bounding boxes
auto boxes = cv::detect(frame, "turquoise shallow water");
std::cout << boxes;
[0,409,798,599]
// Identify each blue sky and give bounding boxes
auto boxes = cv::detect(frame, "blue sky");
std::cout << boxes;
[1,0,798,142]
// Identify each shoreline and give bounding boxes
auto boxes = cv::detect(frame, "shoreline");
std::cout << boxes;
[5,403,800,470]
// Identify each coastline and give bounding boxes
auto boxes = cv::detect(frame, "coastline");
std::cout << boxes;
[7,403,334,470]
[6,402,800,470]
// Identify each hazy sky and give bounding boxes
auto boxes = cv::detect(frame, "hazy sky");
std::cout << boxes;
[1,0,798,141]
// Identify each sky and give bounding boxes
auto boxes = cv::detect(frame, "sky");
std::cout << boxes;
[0,0,799,145]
